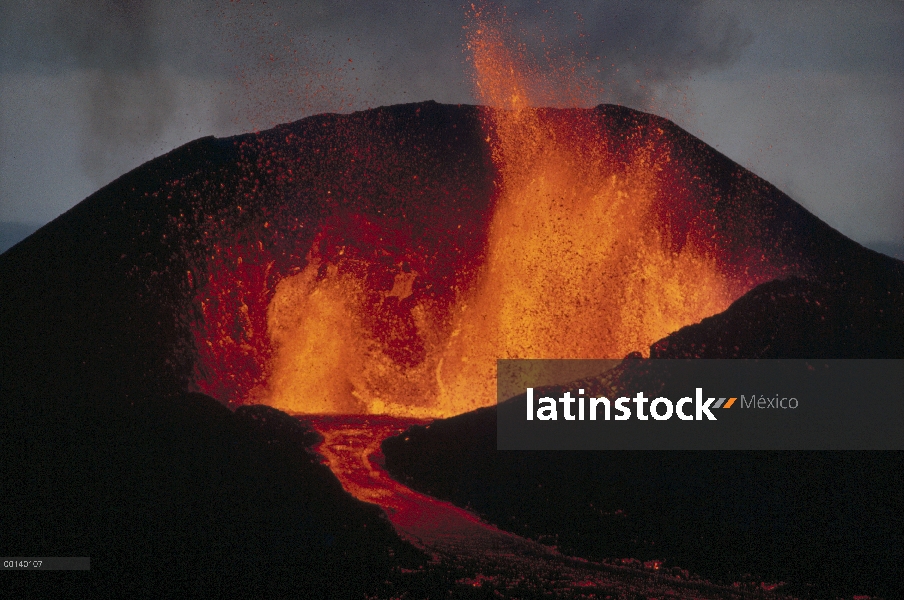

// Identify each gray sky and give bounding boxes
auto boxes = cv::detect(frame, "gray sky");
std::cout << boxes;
[1,0,901,248]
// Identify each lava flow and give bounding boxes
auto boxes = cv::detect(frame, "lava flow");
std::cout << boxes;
[307,415,781,598]
[307,415,527,553]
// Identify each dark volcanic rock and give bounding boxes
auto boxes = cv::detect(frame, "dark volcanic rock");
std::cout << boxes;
[383,257,904,598]
[2,389,419,598]
[651,272,904,359]
[384,414,903,599]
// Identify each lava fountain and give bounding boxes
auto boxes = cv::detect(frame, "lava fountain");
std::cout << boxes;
[187,15,783,420]
[434,17,744,409]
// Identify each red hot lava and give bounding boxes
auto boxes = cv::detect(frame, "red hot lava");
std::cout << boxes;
[307,415,518,551]
[307,415,779,598]
[184,18,796,418]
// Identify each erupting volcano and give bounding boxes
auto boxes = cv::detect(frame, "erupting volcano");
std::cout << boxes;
[2,12,901,600]
[187,22,804,420]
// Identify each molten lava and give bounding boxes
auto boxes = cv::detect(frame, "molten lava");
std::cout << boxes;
[247,20,747,417]
[308,415,774,598]
[434,19,742,410]
[308,415,514,551]
[187,15,778,418]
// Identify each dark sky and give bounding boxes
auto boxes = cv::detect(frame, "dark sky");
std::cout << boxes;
[1,1,901,248]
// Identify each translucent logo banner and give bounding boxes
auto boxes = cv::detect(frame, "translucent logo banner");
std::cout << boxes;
[496,359,904,450]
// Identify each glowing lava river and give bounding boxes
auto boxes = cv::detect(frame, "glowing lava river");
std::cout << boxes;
[305,415,781,599]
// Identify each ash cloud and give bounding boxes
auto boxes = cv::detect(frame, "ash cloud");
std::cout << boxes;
[1,1,759,122]
[484,0,755,108]
[0,1,230,76]
[1,1,204,183]
[80,69,177,183]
